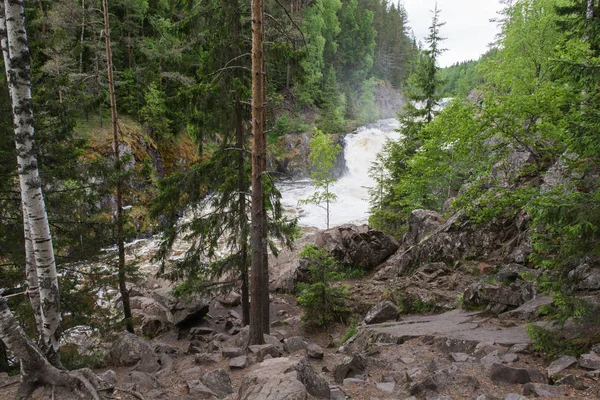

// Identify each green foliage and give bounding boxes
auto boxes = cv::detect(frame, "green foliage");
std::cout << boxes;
[140,82,172,140]
[340,317,358,344]
[296,245,350,328]
[357,77,378,124]
[317,66,346,133]
[299,128,342,229]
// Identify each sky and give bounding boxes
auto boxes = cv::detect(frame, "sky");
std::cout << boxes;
[401,0,505,67]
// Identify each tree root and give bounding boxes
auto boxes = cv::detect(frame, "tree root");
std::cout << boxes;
[15,367,101,400]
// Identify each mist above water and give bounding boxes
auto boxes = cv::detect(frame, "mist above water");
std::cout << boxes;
[278,119,402,229]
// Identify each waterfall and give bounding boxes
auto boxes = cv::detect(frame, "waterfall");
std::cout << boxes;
[279,118,402,229]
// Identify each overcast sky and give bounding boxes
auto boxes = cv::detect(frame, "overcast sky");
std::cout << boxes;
[401,0,504,67]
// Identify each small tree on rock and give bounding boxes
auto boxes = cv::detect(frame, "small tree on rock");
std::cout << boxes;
[299,128,342,229]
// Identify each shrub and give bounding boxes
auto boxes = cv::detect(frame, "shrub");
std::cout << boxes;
[297,245,350,328]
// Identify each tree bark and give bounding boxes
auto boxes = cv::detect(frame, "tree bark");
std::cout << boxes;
[0,297,100,399]
[250,0,268,345]
[232,0,250,327]
[1,0,61,367]
[102,0,134,333]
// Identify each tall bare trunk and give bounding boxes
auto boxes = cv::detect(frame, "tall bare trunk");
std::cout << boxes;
[232,0,250,327]
[79,0,85,73]
[102,0,134,333]
[1,0,61,367]
[587,0,594,20]
[250,0,268,345]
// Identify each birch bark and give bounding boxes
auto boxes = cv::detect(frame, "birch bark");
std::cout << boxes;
[0,0,61,365]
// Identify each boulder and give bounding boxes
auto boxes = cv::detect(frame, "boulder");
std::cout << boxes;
[200,368,233,398]
[333,354,366,384]
[238,357,327,400]
[222,347,246,358]
[306,343,324,359]
[579,352,600,370]
[463,280,535,314]
[403,209,444,247]
[363,300,398,325]
[523,383,566,397]
[284,336,308,354]
[106,331,153,366]
[229,355,248,369]
[171,294,210,326]
[248,344,281,361]
[489,363,545,384]
[499,295,553,321]
[569,262,600,291]
[547,355,578,378]
[313,224,399,270]
[130,296,172,338]
[186,380,217,398]
[123,371,160,391]
[195,353,220,365]
[217,291,242,307]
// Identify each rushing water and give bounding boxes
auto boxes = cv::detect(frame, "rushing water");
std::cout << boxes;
[279,118,402,229]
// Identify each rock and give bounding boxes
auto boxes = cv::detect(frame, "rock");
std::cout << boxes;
[523,382,566,397]
[313,224,399,270]
[579,352,600,370]
[190,327,216,336]
[229,355,248,369]
[107,331,153,366]
[130,296,172,338]
[569,261,600,291]
[547,355,577,378]
[463,280,535,314]
[101,370,116,385]
[363,301,399,325]
[376,382,395,393]
[343,377,365,386]
[217,291,241,307]
[449,353,474,362]
[264,334,285,353]
[333,354,366,384]
[295,357,330,398]
[489,363,546,384]
[238,357,307,400]
[329,385,348,400]
[503,353,519,363]
[186,380,217,398]
[248,344,281,361]
[135,352,161,373]
[480,351,501,368]
[403,209,444,247]
[200,368,233,398]
[284,336,308,354]
[495,264,529,282]
[499,295,553,321]
[124,371,160,391]
[504,394,528,400]
[171,294,210,327]
[307,343,324,359]
[195,353,220,365]
[222,347,246,358]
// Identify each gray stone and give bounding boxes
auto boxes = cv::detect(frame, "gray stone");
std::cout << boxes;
[364,301,399,325]
[171,294,210,326]
[217,291,241,307]
[195,353,220,365]
[329,385,348,400]
[449,353,474,362]
[101,370,116,385]
[295,358,330,398]
[248,344,281,361]
[186,380,217,398]
[569,262,600,291]
[499,295,553,321]
[504,395,528,400]
[523,382,566,397]
[307,343,324,359]
[333,354,367,384]
[579,352,600,370]
[343,378,365,385]
[222,347,246,358]
[190,327,216,336]
[124,371,160,391]
[135,352,161,373]
[284,336,308,354]
[489,363,546,384]
[229,355,248,369]
[376,382,395,393]
[503,353,519,363]
[106,331,153,366]
[200,368,233,398]
[238,357,307,400]
[547,355,577,378]
[480,351,501,368]
[508,343,529,354]
[463,280,535,313]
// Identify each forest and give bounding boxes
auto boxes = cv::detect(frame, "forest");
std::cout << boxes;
[1,0,600,398]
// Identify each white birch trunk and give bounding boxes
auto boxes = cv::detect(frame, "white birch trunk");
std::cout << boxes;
[1,0,61,362]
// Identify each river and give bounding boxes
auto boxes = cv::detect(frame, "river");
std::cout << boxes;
[278,118,402,229]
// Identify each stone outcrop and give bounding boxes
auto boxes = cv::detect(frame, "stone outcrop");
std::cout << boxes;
[106,331,154,367]
[363,300,399,325]
[237,356,329,399]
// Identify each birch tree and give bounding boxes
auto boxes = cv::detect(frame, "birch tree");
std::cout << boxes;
[0,0,61,366]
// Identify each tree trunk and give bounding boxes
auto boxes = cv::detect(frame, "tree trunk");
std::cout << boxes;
[0,340,8,373]
[1,0,61,367]
[249,0,268,345]
[102,0,134,333]
[0,297,100,399]
[232,0,250,327]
